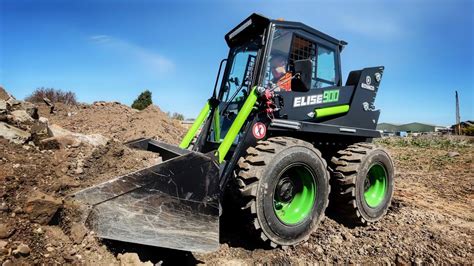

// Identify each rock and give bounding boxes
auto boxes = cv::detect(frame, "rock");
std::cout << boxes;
[47,124,108,147]
[0,100,6,114]
[0,202,8,212]
[117,253,153,266]
[21,102,39,119]
[39,116,49,124]
[24,190,62,225]
[13,243,30,256]
[0,240,7,255]
[70,223,88,244]
[63,254,76,262]
[0,223,15,239]
[6,98,20,107]
[46,246,55,252]
[40,135,81,150]
[2,260,13,266]
[0,87,11,101]
[34,227,44,234]
[447,151,460,157]
[11,110,34,123]
[0,122,31,144]
[47,124,72,137]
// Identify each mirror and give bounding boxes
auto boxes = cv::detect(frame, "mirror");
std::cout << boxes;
[292,59,312,92]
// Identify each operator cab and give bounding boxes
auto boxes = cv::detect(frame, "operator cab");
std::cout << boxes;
[209,13,347,145]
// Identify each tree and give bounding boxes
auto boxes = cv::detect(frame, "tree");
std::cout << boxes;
[171,112,184,121]
[131,90,152,110]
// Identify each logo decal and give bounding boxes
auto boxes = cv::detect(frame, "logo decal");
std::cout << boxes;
[361,75,375,91]
[375,72,381,82]
[293,89,340,108]
[252,122,266,139]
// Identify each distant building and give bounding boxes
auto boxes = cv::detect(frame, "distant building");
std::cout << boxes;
[377,122,448,133]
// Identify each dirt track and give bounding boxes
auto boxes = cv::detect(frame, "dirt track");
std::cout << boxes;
[0,100,472,265]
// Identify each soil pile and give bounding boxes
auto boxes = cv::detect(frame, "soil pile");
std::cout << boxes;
[37,101,186,144]
[0,88,185,264]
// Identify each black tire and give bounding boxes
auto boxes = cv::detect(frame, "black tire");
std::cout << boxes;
[330,143,394,224]
[236,137,330,247]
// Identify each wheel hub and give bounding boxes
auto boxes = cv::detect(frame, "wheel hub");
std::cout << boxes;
[364,178,371,191]
[276,177,295,202]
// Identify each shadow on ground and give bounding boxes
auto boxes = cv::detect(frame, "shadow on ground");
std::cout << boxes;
[103,240,202,265]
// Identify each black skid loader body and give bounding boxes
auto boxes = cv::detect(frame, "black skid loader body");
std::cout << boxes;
[70,13,385,253]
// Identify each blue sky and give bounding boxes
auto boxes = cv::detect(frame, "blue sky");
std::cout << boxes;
[1,0,472,126]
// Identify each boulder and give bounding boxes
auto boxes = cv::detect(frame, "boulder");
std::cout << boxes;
[11,110,34,123]
[0,100,6,114]
[0,87,10,101]
[13,243,30,256]
[20,102,39,120]
[117,253,153,266]
[47,124,72,137]
[24,191,62,225]
[39,135,81,150]
[70,223,88,244]
[447,151,460,157]
[0,122,31,144]
[47,124,108,147]
[6,97,20,107]
[0,223,15,239]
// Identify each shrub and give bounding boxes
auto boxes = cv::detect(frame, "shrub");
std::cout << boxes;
[25,87,77,105]
[131,90,152,110]
[171,112,184,121]
[463,126,474,136]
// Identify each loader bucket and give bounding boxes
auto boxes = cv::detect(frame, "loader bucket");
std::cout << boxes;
[70,138,221,253]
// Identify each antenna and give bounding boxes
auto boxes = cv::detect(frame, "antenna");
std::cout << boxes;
[455,91,460,135]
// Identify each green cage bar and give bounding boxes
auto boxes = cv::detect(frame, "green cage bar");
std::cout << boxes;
[216,87,258,163]
[179,101,211,149]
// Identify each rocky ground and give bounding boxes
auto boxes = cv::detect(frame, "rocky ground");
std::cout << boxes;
[0,87,472,265]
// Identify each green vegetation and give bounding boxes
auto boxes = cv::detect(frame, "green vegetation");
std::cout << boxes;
[25,87,77,105]
[171,112,184,121]
[131,90,152,110]
[375,136,472,149]
[463,126,474,136]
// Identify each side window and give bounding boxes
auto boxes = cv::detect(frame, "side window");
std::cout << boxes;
[289,35,336,89]
[316,46,336,88]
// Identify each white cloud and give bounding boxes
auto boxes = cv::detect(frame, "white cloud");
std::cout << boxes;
[89,35,175,73]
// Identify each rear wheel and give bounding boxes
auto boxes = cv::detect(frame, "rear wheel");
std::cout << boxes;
[236,137,330,247]
[330,143,394,224]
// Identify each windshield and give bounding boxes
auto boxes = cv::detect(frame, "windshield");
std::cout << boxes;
[220,41,259,103]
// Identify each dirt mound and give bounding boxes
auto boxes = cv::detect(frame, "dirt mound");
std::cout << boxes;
[37,101,186,144]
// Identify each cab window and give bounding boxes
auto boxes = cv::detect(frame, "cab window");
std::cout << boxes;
[289,35,336,89]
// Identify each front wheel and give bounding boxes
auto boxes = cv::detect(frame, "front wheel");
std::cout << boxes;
[236,137,330,247]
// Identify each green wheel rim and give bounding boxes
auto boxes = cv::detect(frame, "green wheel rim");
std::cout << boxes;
[273,164,316,225]
[364,163,388,208]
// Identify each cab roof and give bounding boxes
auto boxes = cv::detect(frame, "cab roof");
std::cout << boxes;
[225,13,347,49]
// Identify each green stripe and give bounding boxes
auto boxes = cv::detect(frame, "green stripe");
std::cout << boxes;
[314,104,349,118]
[216,87,258,163]
[179,102,211,149]
[213,106,221,142]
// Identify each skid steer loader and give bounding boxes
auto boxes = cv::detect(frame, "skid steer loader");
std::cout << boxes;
[71,13,394,253]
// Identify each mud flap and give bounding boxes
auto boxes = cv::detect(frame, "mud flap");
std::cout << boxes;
[71,150,221,253]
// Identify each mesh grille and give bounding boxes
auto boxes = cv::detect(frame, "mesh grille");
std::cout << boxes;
[290,36,316,63]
